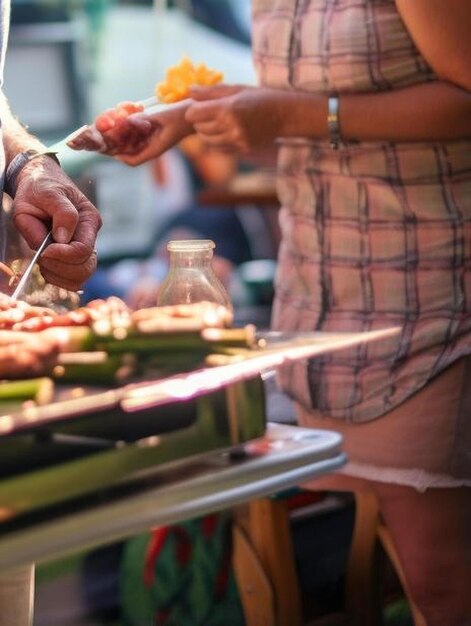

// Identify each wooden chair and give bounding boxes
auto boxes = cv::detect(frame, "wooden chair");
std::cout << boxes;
[233,497,303,626]
[233,492,428,626]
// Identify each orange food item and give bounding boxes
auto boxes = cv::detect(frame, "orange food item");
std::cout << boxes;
[155,57,223,104]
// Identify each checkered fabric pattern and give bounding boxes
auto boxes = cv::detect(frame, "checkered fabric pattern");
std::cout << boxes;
[252,0,471,422]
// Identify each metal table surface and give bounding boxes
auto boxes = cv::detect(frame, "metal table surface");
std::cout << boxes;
[0,423,345,570]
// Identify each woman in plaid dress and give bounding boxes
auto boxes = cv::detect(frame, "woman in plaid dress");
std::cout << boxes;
[77,0,471,622]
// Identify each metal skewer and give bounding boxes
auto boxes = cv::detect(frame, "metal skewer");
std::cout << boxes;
[10,230,53,301]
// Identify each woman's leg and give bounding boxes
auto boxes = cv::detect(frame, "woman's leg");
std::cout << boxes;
[373,484,471,626]
[304,474,471,625]
[0,564,34,626]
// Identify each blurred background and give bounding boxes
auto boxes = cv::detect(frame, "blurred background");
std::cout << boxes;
[4,0,278,322]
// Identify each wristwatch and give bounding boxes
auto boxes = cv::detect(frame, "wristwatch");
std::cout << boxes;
[4,149,61,197]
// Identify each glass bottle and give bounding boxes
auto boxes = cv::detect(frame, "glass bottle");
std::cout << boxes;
[157,239,232,310]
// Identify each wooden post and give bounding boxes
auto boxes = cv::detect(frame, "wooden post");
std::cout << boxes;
[246,498,303,626]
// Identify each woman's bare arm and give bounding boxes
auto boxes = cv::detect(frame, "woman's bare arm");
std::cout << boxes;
[72,2,471,161]
[395,0,471,91]
[187,3,471,152]
[339,0,471,143]
[187,78,471,154]
[339,81,471,144]
[337,0,471,143]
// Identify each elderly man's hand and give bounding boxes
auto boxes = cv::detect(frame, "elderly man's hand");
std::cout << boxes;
[12,155,102,291]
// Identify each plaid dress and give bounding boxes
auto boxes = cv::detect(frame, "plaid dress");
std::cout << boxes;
[252,0,471,424]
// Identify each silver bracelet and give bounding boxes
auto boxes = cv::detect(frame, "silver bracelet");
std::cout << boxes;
[4,149,61,197]
[327,95,341,150]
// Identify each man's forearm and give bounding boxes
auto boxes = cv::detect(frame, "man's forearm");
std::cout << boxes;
[0,0,10,84]
[0,91,46,164]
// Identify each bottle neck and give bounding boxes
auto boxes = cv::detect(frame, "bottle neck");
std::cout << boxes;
[168,250,213,269]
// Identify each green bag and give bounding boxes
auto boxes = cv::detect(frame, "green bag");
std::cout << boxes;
[120,512,244,626]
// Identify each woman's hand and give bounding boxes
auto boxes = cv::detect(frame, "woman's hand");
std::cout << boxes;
[185,84,297,154]
[12,156,102,291]
[67,113,154,156]
[67,102,194,166]
[117,103,194,165]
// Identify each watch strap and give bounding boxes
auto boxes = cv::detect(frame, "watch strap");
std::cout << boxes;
[4,149,61,197]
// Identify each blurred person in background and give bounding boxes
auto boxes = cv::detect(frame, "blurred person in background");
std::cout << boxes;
[0,0,102,623]
[71,0,471,623]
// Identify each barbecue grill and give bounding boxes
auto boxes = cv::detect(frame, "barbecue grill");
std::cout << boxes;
[0,322,398,569]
